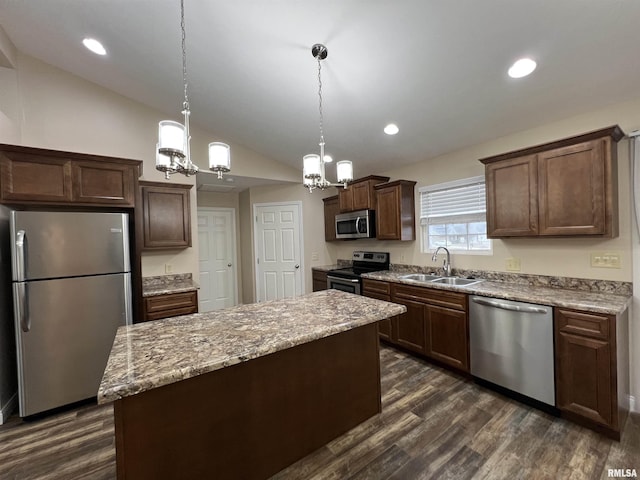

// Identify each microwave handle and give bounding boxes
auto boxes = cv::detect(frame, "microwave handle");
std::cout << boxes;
[355,216,362,233]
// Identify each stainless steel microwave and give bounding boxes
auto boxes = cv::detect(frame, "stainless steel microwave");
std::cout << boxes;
[335,209,376,239]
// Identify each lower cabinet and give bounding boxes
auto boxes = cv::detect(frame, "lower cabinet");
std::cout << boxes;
[555,307,628,439]
[363,279,469,373]
[395,299,428,355]
[426,304,469,371]
[312,269,328,292]
[143,291,198,322]
[362,279,395,342]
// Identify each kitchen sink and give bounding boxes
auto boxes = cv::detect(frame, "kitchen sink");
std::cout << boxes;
[399,273,442,282]
[431,277,483,287]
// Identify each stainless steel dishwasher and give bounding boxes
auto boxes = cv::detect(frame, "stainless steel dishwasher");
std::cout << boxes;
[469,296,555,406]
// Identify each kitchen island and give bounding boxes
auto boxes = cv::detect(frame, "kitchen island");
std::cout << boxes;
[98,289,406,480]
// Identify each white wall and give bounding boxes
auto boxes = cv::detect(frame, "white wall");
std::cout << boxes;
[0,52,299,280]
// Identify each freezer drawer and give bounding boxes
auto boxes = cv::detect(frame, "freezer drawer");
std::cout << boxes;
[14,273,131,416]
[469,296,555,406]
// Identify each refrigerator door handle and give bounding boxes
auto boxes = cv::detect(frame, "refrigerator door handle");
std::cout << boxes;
[15,229,26,282]
[124,273,133,326]
[15,282,30,332]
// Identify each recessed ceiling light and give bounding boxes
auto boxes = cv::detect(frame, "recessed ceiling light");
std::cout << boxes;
[384,124,399,135]
[323,155,333,163]
[508,58,536,78]
[83,38,107,56]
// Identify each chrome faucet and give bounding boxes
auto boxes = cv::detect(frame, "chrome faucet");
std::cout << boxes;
[432,247,452,277]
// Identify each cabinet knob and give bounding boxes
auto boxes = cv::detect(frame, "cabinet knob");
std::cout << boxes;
[295,264,300,269]
[227,263,232,267]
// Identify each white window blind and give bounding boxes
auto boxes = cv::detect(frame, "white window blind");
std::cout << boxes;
[420,177,486,224]
[419,176,491,253]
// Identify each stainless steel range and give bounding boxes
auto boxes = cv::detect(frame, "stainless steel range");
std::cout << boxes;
[327,251,390,295]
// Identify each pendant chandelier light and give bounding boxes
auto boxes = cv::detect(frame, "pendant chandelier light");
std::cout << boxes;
[303,44,353,192]
[156,0,231,180]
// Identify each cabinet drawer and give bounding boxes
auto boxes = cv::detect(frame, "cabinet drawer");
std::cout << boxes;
[362,279,390,296]
[556,309,610,340]
[392,284,466,311]
[144,291,198,321]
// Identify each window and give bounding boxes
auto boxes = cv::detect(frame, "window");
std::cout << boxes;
[419,176,492,254]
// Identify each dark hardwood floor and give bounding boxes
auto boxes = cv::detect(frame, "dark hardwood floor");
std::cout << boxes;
[0,346,638,479]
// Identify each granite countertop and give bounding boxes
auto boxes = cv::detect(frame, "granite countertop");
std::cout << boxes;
[98,289,406,404]
[364,271,631,315]
[142,273,199,297]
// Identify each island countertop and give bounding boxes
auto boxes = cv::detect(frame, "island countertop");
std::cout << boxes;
[98,289,406,404]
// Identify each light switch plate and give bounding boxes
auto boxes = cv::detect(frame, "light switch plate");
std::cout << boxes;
[590,251,621,269]
[506,257,521,272]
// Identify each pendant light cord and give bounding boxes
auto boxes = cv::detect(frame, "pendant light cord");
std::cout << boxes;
[317,54,325,152]
[181,0,189,111]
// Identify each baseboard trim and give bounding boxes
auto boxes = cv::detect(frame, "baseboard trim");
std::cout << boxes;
[0,392,17,425]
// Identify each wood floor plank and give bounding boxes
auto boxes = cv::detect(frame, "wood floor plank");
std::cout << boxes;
[0,346,638,480]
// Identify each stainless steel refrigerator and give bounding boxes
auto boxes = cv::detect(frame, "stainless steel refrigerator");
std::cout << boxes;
[10,210,132,417]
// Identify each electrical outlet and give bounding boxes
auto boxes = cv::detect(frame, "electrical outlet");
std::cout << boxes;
[506,257,521,272]
[311,252,319,262]
[590,251,621,269]
[165,263,173,274]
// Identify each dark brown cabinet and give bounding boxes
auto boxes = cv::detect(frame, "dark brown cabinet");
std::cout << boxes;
[0,145,140,207]
[72,160,136,206]
[481,126,623,238]
[365,280,469,373]
[392,283,468,372]
[140,181,192,250]
[484,154,538,236]
[338,175,389,212]
[555,307,628,439]
[322,195,340,241]
[143,291,198,322]
[312,269,328,292]
[362,279,395,342]
[395,299,428,355]
[374,180,416,241]
[426,304,468,371]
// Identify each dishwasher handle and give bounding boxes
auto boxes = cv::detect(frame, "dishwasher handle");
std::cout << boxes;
[471,296,548,314]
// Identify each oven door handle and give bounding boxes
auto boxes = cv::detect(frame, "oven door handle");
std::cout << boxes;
[327,276,360,283]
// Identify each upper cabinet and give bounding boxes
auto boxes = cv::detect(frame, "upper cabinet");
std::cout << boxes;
[140,181,192,250]
[481,126,624,238]
[338,175,389,212]
[322,195,340,242]
[375,180,417,241]
[0,145,140,207]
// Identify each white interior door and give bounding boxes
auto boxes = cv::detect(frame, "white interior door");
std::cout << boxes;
[197,208,237,312]
[254,203,304,302]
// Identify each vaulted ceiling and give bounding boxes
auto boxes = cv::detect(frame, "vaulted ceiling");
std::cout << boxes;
[2,1,640,176]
